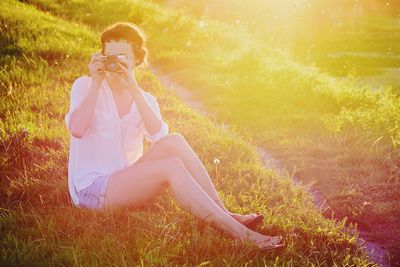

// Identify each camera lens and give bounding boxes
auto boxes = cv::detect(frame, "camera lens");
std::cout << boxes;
[107,62,118,71]
[104,55,120,72]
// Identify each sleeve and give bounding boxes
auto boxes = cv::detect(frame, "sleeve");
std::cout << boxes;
[64,76,91,133]
[140,93,169,143]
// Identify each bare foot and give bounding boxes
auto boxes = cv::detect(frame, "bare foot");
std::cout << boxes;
[230,213,282,242]
[251,231,283,246]
[255,237,285,250]
[230,212,260,224]
[236,225,284,249]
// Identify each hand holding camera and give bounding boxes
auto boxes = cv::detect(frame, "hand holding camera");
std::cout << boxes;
[88,52,138,91]
[88,52,106,84]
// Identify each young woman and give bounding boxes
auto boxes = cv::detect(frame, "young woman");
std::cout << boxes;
[65,22,285,250]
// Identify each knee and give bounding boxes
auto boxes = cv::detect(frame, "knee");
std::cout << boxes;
[157,132,188,152]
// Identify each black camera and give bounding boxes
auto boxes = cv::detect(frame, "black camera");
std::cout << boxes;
[99,54,127,72]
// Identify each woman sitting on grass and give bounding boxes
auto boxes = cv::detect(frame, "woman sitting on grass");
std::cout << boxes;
[64,21,285,251]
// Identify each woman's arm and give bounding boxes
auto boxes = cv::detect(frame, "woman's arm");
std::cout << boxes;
[68,79,101,139]
[117,54,168,142]
[131,87,163,137]
[66,53,105,139]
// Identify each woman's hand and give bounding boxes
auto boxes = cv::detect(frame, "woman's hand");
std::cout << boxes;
[115,55,139,92]
[88,52,106,85]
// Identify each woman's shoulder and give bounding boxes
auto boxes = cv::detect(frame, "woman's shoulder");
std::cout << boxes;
[68,76,93,100]
[73,75,91,86]
[70,75,92,93]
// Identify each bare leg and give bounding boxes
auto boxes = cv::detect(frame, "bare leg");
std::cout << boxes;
[104,156,271,244]
[135,134,254,223]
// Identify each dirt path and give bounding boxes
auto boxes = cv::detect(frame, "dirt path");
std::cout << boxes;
[148,64,390,267]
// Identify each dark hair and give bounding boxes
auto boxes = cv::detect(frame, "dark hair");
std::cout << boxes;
[100,22,148,68]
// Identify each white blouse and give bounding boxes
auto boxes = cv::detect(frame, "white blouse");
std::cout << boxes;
[64,75,169,207]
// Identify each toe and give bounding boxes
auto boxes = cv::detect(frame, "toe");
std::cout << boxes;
[256,238,279,249]
[266,235,283,245]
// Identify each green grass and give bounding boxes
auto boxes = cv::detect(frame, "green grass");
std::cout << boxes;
[0,0,389,265]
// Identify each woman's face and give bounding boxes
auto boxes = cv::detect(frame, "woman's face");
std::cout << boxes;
[104,40,135,80]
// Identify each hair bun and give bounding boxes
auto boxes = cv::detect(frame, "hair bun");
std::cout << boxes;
[134,46,147,67]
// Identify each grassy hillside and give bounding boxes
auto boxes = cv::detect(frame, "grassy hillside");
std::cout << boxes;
[0,0,381,265]
[19,0,400,263]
